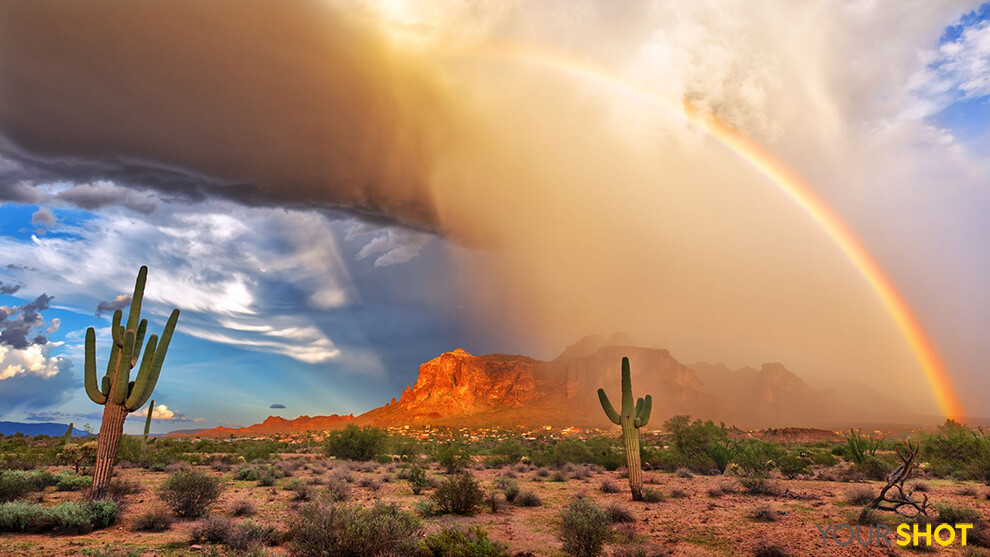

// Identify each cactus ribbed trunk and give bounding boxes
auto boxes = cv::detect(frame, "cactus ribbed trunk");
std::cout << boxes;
[92,401,128,498]
[622,415,643,500]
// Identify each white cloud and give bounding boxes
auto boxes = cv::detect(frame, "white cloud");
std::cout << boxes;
[132,403,199,422]
[0,342,65,380]
[349,226,433,267]
[0,202,354,365]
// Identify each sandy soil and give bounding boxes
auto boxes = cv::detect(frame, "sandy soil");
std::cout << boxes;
[1,459,988,556]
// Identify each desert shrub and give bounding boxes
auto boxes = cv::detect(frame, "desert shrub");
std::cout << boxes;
[358,477,381,491]
[601,479,622,493]
[415,498,437,517]
[88,500,120,529]
[809,451,839,467]
[105,477,142,503]
[289,500,420,557]
[749,505,779,522]
[324,425,388,462]
[433,472,484,515]
[47,501,96,535]
[323,475,352,502]
[662,415,735,473]
[158,469,223,518]
[0,501,46,532]
[855,456,892,481]
[235,465,260,482]
[844,486,875,505]
[551,470,568,482]
[132,507,174,532]
[842,429,885,466]
[485,492,505,513]
[494,477,519,503]
[670,488,688,498]
[435,442,472,474]
[191,515,234,544]
[707,481,737,498]
[733,440,785,479]
[558,498,612,557]
[739,477,781,496]
[227,520,280,551]
[515,490,542,507]
[230,499,256,517]
[285,479,311,501]
[675,467,694,479]
[55,472,93,491]
[921,420,983,479]
[934,504,990,547]
[605,504,635,523]
[777,453,811,479]
[956,486,980,497]
[408,466,430,495]
[642,489,665,503]
[485,440,527,468]
[0,469,55,502]
[910,481,931,492]
[420,526,510,557]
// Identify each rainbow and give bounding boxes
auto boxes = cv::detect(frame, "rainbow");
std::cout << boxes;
[459,43,965,420]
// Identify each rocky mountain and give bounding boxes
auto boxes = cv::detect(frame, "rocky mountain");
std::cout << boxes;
[168,413,354,438]
[168,335,923,437]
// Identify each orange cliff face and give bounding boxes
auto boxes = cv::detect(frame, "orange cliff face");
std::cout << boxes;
[361,349,540,425]
[168,413,355,438]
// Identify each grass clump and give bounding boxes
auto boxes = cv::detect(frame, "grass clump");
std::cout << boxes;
[230,499,256,517]
[158,469,223,518]
[515,490,542,507]
[642,489,665,503]
[601,479,622,493]
[494,477,520,503]
[844,486,875,505]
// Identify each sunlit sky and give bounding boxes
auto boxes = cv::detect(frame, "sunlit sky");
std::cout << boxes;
[0,1,988,432]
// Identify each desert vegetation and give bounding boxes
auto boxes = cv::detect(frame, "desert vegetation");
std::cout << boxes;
[1,415,989,556]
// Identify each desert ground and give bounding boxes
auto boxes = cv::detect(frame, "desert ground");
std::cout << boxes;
[2,451,988,557]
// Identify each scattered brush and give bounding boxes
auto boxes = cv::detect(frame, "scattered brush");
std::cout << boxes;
[955,486,980,497]
[601,479,622,494]
[358,478,381,491]
[670,488,688,499]
[707,482,737,498]
[131,507,173,532]
[749,506,780,522]
[551,471,568,482]
[641,489,665,503]
[515,491,542,507]
[910,481,931,493]
[675,468,694,479]
[844,486,875,506]
[604,504,636,524]
[485,492,506,513]
[230,499,256,517]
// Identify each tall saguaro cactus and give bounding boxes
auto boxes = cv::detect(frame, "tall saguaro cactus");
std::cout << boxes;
[598,357,652,501]
[85,266,179,498]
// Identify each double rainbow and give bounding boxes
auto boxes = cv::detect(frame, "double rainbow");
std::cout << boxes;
[461,43,964,420]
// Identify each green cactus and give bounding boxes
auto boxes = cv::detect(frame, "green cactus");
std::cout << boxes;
[143,399,154,442]
[64,422,73,441]
[598,357,652,501]
[85,266,179,497]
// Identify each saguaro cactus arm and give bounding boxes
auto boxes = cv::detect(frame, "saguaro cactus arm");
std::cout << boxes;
[84,328,106,405]
[125,309,178,411]
[598,389,621,424]
[635,394,652,428]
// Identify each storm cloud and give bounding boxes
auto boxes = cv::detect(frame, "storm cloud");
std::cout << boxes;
[0,0,460,229]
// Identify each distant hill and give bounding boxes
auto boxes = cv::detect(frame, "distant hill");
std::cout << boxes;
[167,334,936,438]
[0,421,89,437]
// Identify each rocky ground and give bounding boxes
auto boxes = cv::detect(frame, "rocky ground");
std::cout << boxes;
[2,456,988,556]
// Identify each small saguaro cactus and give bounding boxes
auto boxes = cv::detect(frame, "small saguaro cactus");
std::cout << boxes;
[64,422,73,441]
[143,399,154,442]
[85,266,179,498]
[598,357,652,501]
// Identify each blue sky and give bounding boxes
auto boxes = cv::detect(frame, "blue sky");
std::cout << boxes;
[1,2,990,432]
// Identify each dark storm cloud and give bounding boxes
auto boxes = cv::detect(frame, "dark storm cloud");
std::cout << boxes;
[0,0,458,230]
[0,280,20,295]
[269,404,286,409]
[95,295,131,317]
[0,293,53,349]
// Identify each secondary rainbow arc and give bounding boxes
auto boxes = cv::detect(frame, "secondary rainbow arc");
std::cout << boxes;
[459,42,965,420]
